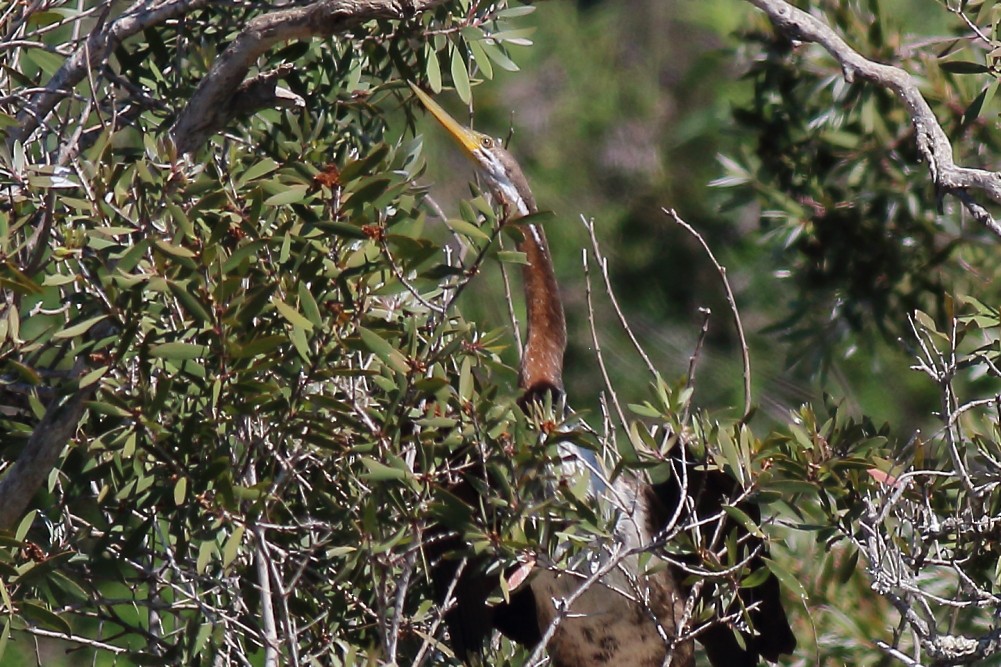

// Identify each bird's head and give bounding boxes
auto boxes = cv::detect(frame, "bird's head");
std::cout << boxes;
[410,83,535,216]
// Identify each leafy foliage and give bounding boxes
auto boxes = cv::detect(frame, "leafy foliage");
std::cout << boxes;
[0,1,564,663]
[6,1,1001,666]
[719,1,1001,369]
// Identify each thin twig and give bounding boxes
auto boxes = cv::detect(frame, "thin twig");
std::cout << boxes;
[582,248,629,435]
[664,209,752,420]
[683,307,711,423]
[497,234,524,357]
[581,215,658,379]
[413,556,468,667]
[19,627,128,655]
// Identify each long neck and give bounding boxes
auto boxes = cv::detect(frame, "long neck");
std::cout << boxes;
[516,218,566,402]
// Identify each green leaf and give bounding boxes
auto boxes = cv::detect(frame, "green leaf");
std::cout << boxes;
[763,557,807,600]
[289,323,310,361]
[168,280,212,324]
[150,342,208,360]
[52,315,107,340]
[628,402,663,418]
[358,327,409,374]
[451,46,471,104]
[24,48,64,76]
[940,60,989,73]
[154,239,196,258]
[425,44,443,93]
[740,565,772,588]
[263,185,309,206]
[445,218,490,241]
[0,262,39,295]
[509,210,556,227]
[329,546,357,557]
[345,177,391,208]
[478,40,519,72]
[961,85,989,128]
[491,28,535,46]
[340,144,390,183]
[49,571,89,602]
[0,618,9,662]
[496,4,536,18]
[497,250,527,265]
[79,366,108,389]
[273,297,314,331]
[360,457,408,482]
[20,600,71,634]
[232,335,285,359]
[222,525,245,568]
[15,511,37,542]
[239,158,280,186]
[723,505,765,539]
[7,360,41,385]
[197,541,216,574]
[318,221,369,239]
[174,477,188,506]
[468,39,493,80]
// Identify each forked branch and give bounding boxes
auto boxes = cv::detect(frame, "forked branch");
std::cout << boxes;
[745,0,1001,237]
[170,0,448,153]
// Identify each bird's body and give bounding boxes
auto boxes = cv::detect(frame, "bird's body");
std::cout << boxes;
[412,83,795,667]
[529,476,696,667]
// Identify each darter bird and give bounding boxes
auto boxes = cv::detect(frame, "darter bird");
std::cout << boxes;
[411,82,796,667]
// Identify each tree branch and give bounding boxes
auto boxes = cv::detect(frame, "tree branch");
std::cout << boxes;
[0,387,91,530]
[170,0,449,154]
[745,0,1001,237]
[231,65,307,118]
[12,0,212,145]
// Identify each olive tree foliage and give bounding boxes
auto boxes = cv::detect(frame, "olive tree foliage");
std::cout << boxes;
[0,1,575,664]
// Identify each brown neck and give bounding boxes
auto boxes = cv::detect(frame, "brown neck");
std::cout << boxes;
[516,222,566,401]
[487,147,566,404]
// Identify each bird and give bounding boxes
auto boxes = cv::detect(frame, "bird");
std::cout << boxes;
[410,82,796,667]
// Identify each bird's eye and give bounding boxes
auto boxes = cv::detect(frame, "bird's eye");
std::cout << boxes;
[480,136,493,148]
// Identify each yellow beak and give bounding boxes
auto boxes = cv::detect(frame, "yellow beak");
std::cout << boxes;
[409,82,482,157]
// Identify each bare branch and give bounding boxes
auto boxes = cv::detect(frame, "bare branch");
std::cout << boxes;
[19,626,128,655]
[581,215,659,380]
[582,248,629,435]
[231,65,307,117]
[683,307,711,423]
[254,525,279,667]
[664,209,753,421]
[744,0,1001,237]
[170,0,450,153]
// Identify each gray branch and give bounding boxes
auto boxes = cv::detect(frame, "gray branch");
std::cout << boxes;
[745,0,1001,237]
[0,388,90,531]
[231,65,306,118]
[12,0,212,145]
[170,0,449,154]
